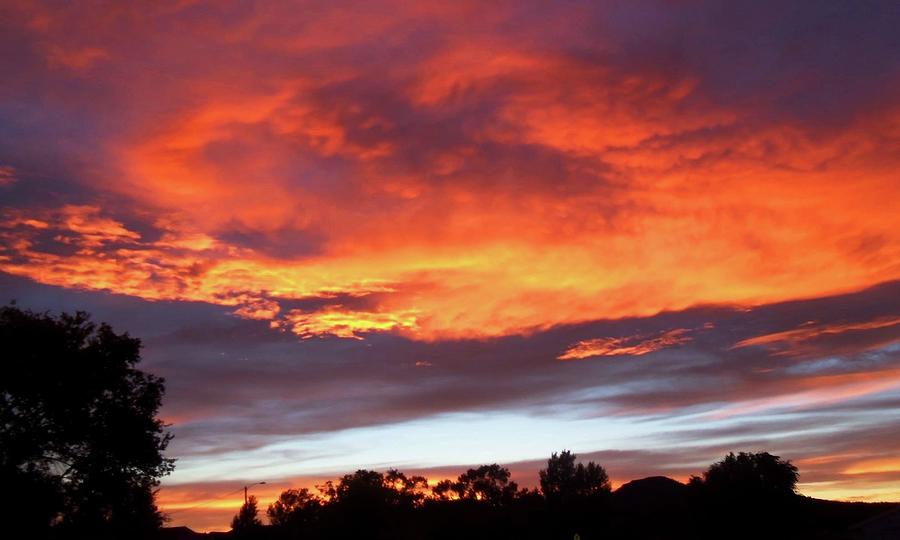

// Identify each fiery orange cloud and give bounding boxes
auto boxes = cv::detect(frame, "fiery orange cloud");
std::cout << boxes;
[558,328,692,360]
[276,307,419,340]
[1,1,898,345]
[2,192,898,342]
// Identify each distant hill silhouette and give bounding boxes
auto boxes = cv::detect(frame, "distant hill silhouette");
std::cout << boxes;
[614,476,687,505]
[611,477,691,539]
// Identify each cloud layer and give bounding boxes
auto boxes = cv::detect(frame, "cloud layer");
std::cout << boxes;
[2,0,899,342]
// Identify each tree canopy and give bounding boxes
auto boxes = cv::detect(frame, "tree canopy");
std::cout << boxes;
[700,451,799,499]
[267,488,321,530]
[433,464,520,506]
[0,306,174,539]
[539,450,611,503]
[687,451,802,539]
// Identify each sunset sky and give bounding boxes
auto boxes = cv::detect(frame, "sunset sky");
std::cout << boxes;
[2,0,899,532]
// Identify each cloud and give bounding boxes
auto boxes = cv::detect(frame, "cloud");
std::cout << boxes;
[276,306,419,339]
[118,281,898,454]
[558,328,692,360]
[46,45,109,71]
[733,316,900,357]
[1,1,899,341]
[0,166,16,186]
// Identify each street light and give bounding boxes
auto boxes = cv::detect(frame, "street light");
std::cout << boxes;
[244,481,267,504]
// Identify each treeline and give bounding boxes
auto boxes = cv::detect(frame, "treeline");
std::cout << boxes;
[224,450,883,540]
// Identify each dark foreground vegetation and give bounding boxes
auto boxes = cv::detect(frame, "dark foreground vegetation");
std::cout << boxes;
[2,307,896,540]
[1,306,173,540]
[212,450,897,540]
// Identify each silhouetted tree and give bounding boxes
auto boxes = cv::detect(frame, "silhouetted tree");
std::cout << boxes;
[267,487,321,530]
[702,451,799,498]
[539,451,612,539]
[318,468,427,509]
[540,450,611,503]
[431,479,456,501]
[692,452,801,539]
[0,306,174,540]
[232,495,263,535]
[385,468,429,507]
[317,469,426,539]
[452,464,519,506]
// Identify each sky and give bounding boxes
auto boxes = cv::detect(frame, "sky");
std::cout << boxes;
[1,0,899,532]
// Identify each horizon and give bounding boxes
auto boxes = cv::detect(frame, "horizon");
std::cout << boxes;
[2,0,899,533]
[154,447,885,533]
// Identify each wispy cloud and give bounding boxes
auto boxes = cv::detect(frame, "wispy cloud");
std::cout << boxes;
[558,328,692,360]
[0,166,17,186]
[733,317,900,356]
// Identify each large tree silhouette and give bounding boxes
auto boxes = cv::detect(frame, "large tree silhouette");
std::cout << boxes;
[539,451,611,539]
[691,452,801,539]
[450,464,519,506]
[540,450,611,503]
[0,306,174,539]
[267,487,321,531]
[315,469,427,539]
[701,451,799,498]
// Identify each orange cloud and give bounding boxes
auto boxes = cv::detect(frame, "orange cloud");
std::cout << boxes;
[1,1,898,345]
[558,329,692,360]
[845,458,900,475]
